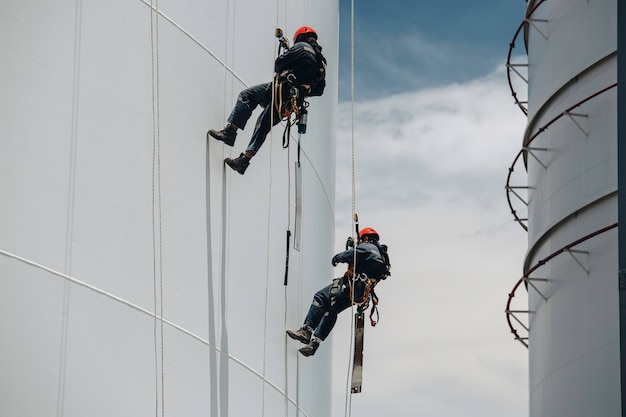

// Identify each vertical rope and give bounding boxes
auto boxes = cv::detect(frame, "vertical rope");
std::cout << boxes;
[57,1,84,415]
[345,0,357,416]
[261,127,273,417]
[220,0,233,168]
[282,3,291,417]
[261,4,282,416]
[283,85,291,417]
[149,2,158,415]
[150,1,165,416]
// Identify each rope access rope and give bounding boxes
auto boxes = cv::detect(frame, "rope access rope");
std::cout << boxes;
[260,3,284,415]
[283,29,292,417]
[279,6,293,417]
[218,7,233,417]
[149,1,166,416]
[269,7,295,417]
[283,9,290,417]
[261,110,273,417]
[345,0,357,415]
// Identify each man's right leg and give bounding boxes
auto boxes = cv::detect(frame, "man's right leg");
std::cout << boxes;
[228,83,272,130]
[207,124,237,146]
[208,83,271,147]
[286,283,333,345]
[299,293,352,356]
[314,294,352,341]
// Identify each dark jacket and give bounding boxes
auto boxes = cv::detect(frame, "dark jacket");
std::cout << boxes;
[332,241,388,280]
[275,39,326,96]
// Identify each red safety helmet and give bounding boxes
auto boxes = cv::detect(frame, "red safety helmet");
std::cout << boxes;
[359,227,379,241]
[293,26,318,43]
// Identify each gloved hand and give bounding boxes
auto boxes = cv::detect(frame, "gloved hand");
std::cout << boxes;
[331,255,340,267]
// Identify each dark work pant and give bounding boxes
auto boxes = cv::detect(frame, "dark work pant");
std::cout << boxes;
[303,281,353,341]
[227,82,282,154]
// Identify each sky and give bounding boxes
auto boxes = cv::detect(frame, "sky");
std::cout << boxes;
[329,1,530,416]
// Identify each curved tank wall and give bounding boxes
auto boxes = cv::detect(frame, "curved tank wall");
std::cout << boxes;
[522,0,618,415]
[0,1,338,416]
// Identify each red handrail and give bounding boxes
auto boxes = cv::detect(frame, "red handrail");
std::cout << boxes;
[505,83,617,231]
[506,0,547,115]
[505,223,618,348]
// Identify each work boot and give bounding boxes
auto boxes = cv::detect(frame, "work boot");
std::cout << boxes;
[208,124,237,146]
[299,338,320,357]
[286,326,312,344]
[224,153,250,175]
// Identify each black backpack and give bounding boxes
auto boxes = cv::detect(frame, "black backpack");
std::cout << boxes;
[372,241,391,280]
[307,47,326,97]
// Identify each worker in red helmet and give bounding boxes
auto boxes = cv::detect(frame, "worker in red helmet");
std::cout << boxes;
[287,227,391,357]
[208,25,326,175]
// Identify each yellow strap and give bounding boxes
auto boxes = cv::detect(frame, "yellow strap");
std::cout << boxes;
[273,75,299,121]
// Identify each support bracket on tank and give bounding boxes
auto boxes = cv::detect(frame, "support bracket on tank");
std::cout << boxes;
[565,111,589,137]
[524,276,549,302]
[564,248,590,275]
[524,146,548,169]
[525,18,549,39]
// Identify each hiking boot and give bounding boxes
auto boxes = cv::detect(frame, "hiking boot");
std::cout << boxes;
[224,153,250,175]
[299,338,320,357]
[208,124,237,146]
[286,326,312,344]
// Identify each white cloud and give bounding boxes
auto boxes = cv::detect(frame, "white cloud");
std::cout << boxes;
[331,65,529,417]
[335,65,526,215]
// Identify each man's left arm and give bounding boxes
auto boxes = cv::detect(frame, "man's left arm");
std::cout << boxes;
[331,248,354,266]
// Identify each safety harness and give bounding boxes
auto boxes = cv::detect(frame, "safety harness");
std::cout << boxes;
[349,237,390,326]
[348,270,380,327]
[332,263,383,327]
[272,74,310,149]
[272,29,326,149]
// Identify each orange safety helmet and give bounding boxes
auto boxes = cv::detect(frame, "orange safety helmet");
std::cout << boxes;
[359,227,379,241]
[293,26,318,43]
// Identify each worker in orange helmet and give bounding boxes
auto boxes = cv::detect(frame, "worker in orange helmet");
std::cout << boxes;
[287,227,391,357]
[208,26,326,175]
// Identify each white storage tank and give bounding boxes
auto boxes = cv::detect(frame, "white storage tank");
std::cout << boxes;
[0,1,338,416]
[519,0,618,415]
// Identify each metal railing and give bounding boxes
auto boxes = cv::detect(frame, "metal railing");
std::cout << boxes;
[505,223,618,348]
[506,0,548,115]
[505,83,617,231]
